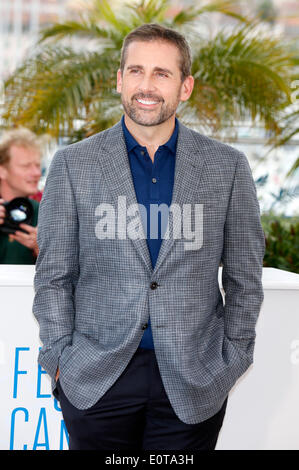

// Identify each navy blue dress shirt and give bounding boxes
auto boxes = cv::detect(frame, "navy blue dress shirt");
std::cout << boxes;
[121,116,178,349]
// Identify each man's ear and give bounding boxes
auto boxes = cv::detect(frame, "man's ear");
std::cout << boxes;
[116,69,122,94]
[0,165,8,180]
[180,75,194,102]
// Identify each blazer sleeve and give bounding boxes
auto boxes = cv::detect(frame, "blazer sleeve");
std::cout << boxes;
[221,152,265,360]
[32,149,79,380]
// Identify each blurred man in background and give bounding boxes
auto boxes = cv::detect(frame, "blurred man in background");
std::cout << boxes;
[0,128,41,264]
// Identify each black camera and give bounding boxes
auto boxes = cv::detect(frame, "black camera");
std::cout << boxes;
[0,197,34,234]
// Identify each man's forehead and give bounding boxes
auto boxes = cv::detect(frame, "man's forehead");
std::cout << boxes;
[125,40,181,66]
[9,145,41,161]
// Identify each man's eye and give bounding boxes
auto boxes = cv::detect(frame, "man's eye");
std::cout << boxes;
[130,69,140,74]
[157,72,168,78]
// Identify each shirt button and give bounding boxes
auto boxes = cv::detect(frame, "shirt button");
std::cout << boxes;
[150,281,159,290]
[140,150,145,155]
[142,323,148,330]
[152,178,157,183]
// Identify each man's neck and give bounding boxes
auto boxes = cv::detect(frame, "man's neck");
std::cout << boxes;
[124,115,176,162]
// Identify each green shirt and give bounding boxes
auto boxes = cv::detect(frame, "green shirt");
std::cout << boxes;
[0,198,39,265]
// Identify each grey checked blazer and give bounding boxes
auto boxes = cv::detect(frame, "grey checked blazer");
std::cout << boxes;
[33,120,265,424]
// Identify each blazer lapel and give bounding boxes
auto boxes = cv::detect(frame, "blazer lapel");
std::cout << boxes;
[153,122,206,275]
[96,121,153,274]
[96,120,207,276]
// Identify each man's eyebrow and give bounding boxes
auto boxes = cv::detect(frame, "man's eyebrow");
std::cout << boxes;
[127,65,143,71]
[154,66,173,76]
[126,65,173,75]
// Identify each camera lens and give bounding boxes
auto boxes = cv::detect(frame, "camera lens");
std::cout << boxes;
[6,199,33,224]
[0,197,34,234]
[10,206,29,222]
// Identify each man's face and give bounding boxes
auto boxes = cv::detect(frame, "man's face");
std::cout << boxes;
[0,145,41,198]
[117,40,194,127]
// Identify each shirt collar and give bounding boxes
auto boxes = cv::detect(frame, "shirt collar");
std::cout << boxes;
[121,115,178,155]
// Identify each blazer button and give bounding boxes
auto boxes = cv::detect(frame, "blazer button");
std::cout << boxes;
[142,323,148,330]
[150,281,158,290]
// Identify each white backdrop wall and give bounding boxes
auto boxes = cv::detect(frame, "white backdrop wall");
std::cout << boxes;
[1,265,299,450]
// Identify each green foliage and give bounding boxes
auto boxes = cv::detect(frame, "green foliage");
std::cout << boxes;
[267,57,299,178]
[262,214,299,274]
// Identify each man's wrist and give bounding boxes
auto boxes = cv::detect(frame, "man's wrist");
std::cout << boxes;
[32,245,39,257]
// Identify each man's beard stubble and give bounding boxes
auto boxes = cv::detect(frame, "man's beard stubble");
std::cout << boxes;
[121,91,181,127]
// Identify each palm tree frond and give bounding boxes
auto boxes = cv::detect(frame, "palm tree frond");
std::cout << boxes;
[38,20,112,44]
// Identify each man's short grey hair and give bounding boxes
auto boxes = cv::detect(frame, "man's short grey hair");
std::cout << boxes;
[120,23,192,82]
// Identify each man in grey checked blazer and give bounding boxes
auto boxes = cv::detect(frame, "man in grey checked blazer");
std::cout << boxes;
[33,24,265,450]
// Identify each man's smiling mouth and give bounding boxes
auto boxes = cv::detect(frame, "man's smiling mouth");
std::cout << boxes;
[136,98,159,105]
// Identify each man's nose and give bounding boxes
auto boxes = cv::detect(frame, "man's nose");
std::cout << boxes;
[32,166,41,177]
[138,74,156,93]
